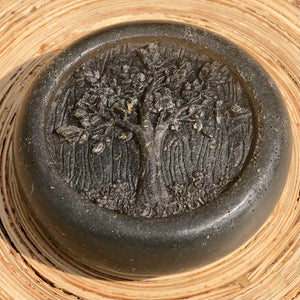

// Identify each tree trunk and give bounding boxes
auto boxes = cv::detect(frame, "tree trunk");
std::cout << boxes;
[135,129,170,205]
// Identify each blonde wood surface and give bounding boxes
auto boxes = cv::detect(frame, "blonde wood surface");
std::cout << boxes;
[0,0,299,299]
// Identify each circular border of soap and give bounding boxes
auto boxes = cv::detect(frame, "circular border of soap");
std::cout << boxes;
[13,21,291,278]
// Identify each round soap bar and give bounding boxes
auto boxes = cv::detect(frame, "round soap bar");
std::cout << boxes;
[13,21,291,278]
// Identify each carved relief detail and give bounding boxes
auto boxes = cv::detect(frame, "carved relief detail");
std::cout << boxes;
[48,41,253,217]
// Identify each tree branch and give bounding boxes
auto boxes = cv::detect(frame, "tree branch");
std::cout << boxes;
[157,110,167,126]
[140,78,155,105]
[162,96,201,126]
[115,119,141,134]
[87,123,112,134]
[96,109,141,134]
[136,79,157,131]
[176,113,198,123]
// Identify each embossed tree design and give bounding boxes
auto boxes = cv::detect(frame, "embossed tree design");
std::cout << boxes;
[56,43,236,206]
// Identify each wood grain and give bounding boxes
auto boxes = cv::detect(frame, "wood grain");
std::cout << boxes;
[0,0,299,299]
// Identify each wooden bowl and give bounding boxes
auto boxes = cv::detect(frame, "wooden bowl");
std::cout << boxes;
[0,0,299,299]
[13,21,291,278]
